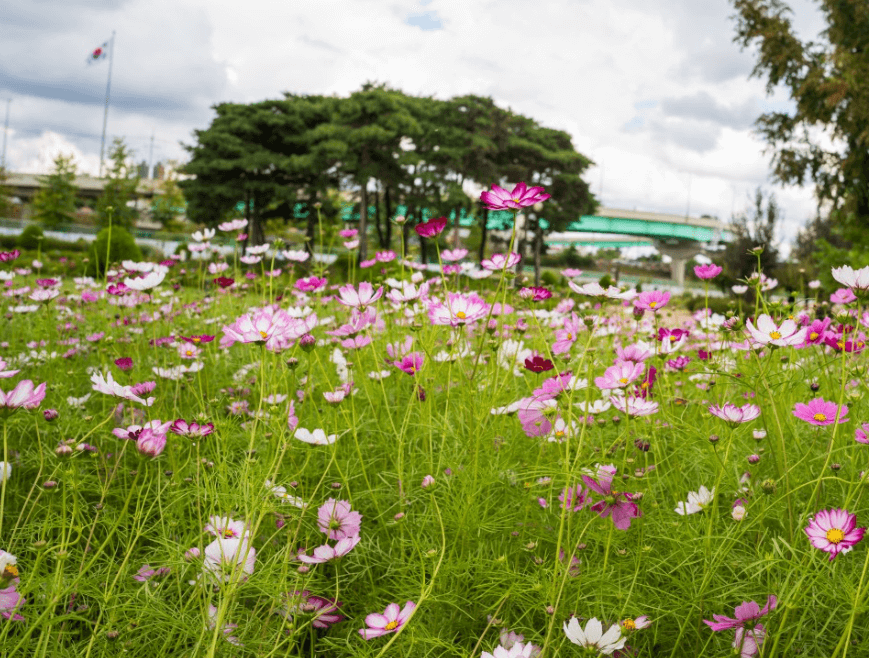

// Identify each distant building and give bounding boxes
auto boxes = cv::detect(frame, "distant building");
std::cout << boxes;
[137,160,150,179]
[153,162,166,180]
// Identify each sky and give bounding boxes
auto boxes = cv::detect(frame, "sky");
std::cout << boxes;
[0,0,829,250]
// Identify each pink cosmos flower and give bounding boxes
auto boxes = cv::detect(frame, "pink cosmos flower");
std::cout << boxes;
[694,264,723,280]
[516,395,558,436]
[804,318,831,345]
[282,590,344,629]
[856,422,869,444]
[708,403,761,424]
[612,395,659,417]
[480,182,550,211]
[336,282,383,308]
[595,361,644,390]
[615,342,653,363]
[222,307,316,351]
[326,308,377,337]
[634,290,670,312]
[805,508,866,560]
[170,419,215,437]
[441,248,468,262]
[359,601,416,639]
[393,352,424,375]
[295,276,327,293]
[376,250,396,263]
[733,624,766,658]
[745,314,807,347]
[218,219,248,232]
[0,581,25,622]
[297,535,361,564]
[793,398,848,426]
[559,484,592,512]
[133,564,171,582]
[136,428,167,457]
[114,357,134,371]
[203,537,256,581]
[552,313,583,355]
[703,595,777,631]
[518,286,552,301]
[831,288,857,304]
[414,217,448,238]
[317,499,362,541]
[339,228,358,239]
[481,252,521,271]
[427,292,490,326]
[568,281,636,300]
[582,467,642,530]
[205,516,248,540]
[0,380,46,411]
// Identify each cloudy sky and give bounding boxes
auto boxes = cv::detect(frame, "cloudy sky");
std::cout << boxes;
[1,0,827,248]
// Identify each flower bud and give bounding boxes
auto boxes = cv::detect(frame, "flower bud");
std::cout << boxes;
[761,479,776,495]
[43,408,58,421]
[55,444,73,457]
[747,454,760,464]
[299,334,316,352]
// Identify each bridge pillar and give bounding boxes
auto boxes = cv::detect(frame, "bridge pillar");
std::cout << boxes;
[653,239,703,289]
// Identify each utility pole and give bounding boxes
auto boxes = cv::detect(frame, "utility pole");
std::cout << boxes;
[1,99,10,172]
[98,30,116,178]
[685,174,692,218]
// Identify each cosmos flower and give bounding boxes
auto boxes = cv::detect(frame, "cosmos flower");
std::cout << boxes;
[831,265,869,291]
[481,252,521,271]
[480,182,550,211]
[414,217,448,238]
[594,361,644,390]
[358,601,416,639]
[0,380,46,411]
[634,290,670,312]
[745,315,807,347]
[805,508,865,561]
[336,281,384,309]
[703,596,777,631]
[582,467,642,530]
[427,292,490,326]
[281,590,344,629]
[563,617,625,655]
[297,535,361,564]
[793,398,848,426]
[694,263,723,280]
[708,403,761,424]
[317,499,362,541]
[675,486,715,515]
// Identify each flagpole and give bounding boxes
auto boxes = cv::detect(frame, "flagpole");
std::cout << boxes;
[1,99,10,172]
[98,30,116,178]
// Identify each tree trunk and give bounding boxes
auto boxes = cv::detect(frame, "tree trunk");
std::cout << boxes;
[372,186,383,250]
[305,196,316,256]
[478,207,489,264]
[384,186,393,250]
[417,206,428,265]
[358,181,369,263]
[514,214,526,283]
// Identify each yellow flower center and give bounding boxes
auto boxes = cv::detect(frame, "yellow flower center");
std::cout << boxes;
[186,350,193,356]
[3,565,18,578]
[513,198,521,204]
[809,332,819,340]
[649,301,657,308]
[621,619,636,630]
[384,620,399,631]
[566,333,573,340]
[555,430,565,437]
[192,337,201,343]
[222,529,236,538]
[455,311,466,319]
[619,378,628,384]
[669,335,677,342]
[826,528,845,544]
[259,331,268,339]
[813,413,827,422]
[769,331,781,340]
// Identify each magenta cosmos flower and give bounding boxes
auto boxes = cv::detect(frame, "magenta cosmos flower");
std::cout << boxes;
[856,422,869,444]
[392,352,424,375]
[634,290,670,312]
[582,467,642,530]
[317,499,362,541]
[0,380,47,411]
[703,596,776,631]
[295,276,327,293]
[359,601,416,640]
[480,182,550,211]
[282,590,344,629]
[414,216,448,238]
[805,508,866,561]
[793,398,848,426]
[170,419,215,438]
[694,264,723,280]
[708,403,761,424]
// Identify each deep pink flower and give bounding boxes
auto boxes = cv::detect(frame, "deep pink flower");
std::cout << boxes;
[524,355,554,373]
[393,352,424,375]
[317,499,362,541]
[831,288,857,305]
[414,217,448,238]
[805,508,866,560]
[519,286,552,302]
[793,398,848,426]
[136,428,166,457]
[694,264,722,280]
[359,601,416,640]
[339,228,358,239]
[559,484,591,512]
[170,419,215,437]
[804,318,831,345]
[856,423,869,444]
[582,467,642,530]
[703,595,777,631]
[213,277,235,289]
[181,334,215,345]
[0,380,47,411]
[0,250,20,263]
[480,182,550,211]
[295,276,327,293]
[114,357,134,371]
[733,624,766,658]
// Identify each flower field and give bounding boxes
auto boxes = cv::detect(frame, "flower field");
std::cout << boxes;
[1,189,868,657]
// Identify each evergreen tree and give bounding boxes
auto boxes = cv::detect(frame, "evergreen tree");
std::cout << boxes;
[96,138,140,229]
[32,155,79,227]
[149,162,186,228]
[0,167,14,219]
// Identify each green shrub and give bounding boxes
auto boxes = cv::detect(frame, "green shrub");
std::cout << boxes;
[87,226,142,275]
[598,274,614,289]
[17,224,44,250]
[541,270,558,287]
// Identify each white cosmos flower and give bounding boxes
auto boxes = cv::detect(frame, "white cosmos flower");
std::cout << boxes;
[675,485,715,515]
[124,269,166,291]
[563,617,626,655]
[832,265,869,291]
[294,428,338,445]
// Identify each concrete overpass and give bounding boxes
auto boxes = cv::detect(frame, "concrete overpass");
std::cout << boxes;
[547,207,730,286]
[3,172,160,203]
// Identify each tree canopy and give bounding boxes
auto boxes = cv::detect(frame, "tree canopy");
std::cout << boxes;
[32,155,78,228]
[96,138,140,229]
[181,85,596,260]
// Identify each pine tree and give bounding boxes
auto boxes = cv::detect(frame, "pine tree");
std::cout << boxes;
[31,155,79,227]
